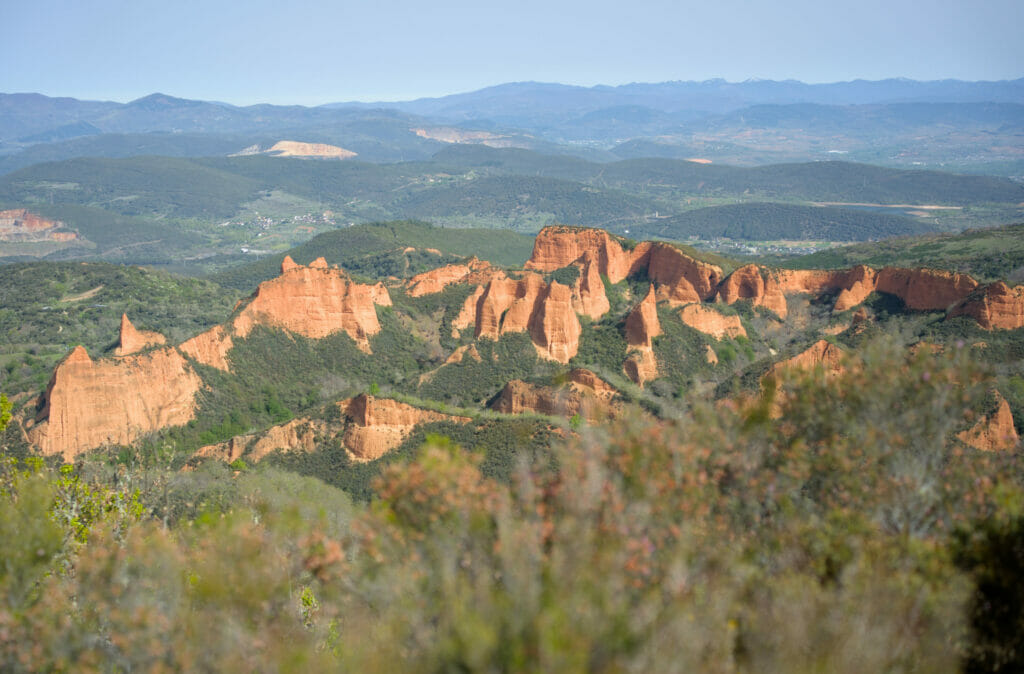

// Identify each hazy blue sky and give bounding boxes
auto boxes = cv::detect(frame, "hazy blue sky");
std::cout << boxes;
[3,0,1021,105]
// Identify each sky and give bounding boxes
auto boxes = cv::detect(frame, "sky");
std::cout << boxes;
[2,0,1022,106]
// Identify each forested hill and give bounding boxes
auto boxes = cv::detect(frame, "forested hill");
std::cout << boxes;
[635,202,936,242]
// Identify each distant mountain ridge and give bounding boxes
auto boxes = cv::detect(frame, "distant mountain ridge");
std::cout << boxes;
[2,77,1022,177]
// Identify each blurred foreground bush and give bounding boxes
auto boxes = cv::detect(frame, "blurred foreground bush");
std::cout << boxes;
[0,339,1021,672]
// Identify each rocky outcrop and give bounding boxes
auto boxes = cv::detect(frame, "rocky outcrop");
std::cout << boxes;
[623,286,661,386]
[625,285,662,349]
[645,243,722,304]
[30,346,202,460]
[340,395,470,461]
[406,258,504,297]
[526,226,721,303]
[445,343,482,365]
[452,285,486,338]
[231,256,391,352]
[679,304,746,339]
[526,226,640,282]
[717,265,789,317]
[469,273,581,362]
[115,314,167,356]
[958,393,1019,451]
[490,369,619,422]
[767,340,846,381]
[948,282,1024,330]
[179,325,234,371]
[570,252,611,320]
[875,267,978,311]
[0,209,78,242]
[528,282,582,363]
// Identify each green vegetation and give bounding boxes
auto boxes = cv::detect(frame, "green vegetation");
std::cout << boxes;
[778,223,1024,283]
[1,151,1019,275]
[637,201,937,241]
[210,220,534,290]
[0,262,241,401]
[2,342,1022,670]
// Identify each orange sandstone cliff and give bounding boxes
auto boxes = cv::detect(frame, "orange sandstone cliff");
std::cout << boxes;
[114,314,167,356]
[679,304,747,339]
[231,256,392,351]
[491,369,619,422]
[30,346,202,460]
[623,285,661,386]
[948,282,1024,330]
[957,392,1020,451]
[340,395,471,461]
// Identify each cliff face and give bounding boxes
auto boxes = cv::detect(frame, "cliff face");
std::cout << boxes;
[406,258,504,297]
[875,267,978,311]
[679,304,746,339]
[716,265,789,317]
[526,226,640,282]
[490,369,618,422]
[957,393,1020,451]
[644,243,722,304]
[526,226,721,304]
[528,282,582,363]
[30,346,202,460]
[948,282,1024,330]
[231,256,392,351]
[768,340,846,381]
[264,141,357,159]
[179,325,234,371]
[340,395,471,461]
[469,273,582,363]
[115,314,167,356]
[715,262,978,318]
[570,252,611,320]
[623,286,661,386]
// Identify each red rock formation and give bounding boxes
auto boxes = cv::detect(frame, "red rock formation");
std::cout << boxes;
[623,350,659,387]
[623,286,662,386]
[948,282,1024,330]
[526,226,721,304]
[645,243,722,303]
[247,419,323,461]
[445,344,482,365]
[406,258,504,297]
[875,267,978,311]
[679,304,746,339]
[625,285,662,349]
[452,285,486,338]
[114,314,167,356]
[491,369,618,422]
[407,263,472,296]
[717,265,789,317]
[570,252,611,320]
[469,273,584,363]
[528,282,582,362]
[179,325,234,371]
[30,346,202,460]
[231,258,391,351]
[767,340,846,381]
[339,395,471,461]
[705,344,719,365]
[526,226,639,282]
[566,368,618,400]
[957,393,1019,451]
